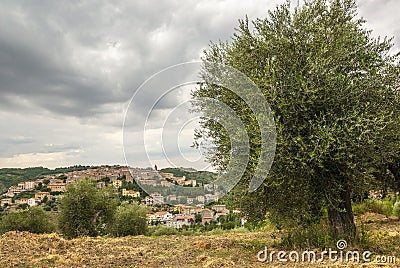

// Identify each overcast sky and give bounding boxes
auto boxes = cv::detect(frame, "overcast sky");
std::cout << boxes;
[0,0,399,169]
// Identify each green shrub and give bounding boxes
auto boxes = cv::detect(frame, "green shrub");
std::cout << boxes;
[279,220,336,249]
[148,226,178,236]
[180,229,196,236]
[352,202,367,216]
[365,199,385,214]
[221,221,235,230]
[109,203,148,237]
[357,224,371,249]
[207,228,225,235]
[393,202,400,218]
[353,197,397,216]
[382,200,394,216]
[0,206,55,234]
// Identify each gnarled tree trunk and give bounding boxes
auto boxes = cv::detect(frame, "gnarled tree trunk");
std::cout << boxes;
[327,185,356,238]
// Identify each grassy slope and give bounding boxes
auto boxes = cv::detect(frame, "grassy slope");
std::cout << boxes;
[0,213,398,267]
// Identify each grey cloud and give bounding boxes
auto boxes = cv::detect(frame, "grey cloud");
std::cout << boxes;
[0,0,398,167]
[0,0,277,119]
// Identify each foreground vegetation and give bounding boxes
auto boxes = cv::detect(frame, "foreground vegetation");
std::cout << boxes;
[0,176,398,267]
[0,211,398,267]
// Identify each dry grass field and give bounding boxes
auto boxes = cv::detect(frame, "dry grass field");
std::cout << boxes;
[0,213,398,267]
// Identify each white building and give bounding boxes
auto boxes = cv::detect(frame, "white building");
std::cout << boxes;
[27,198,37,207]
[144,196,153,206]
[24,181,36,190]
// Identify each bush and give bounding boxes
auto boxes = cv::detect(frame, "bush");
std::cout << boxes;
[279,219,340,249]
[0,206,55,234]
[382,200,394,216]
[393,202,400,218]
[352,202,368,216]
[109,203,148,237]
[365,199,385,214]
[148,226,178,236]
[58,179,118,239]
[353,198,396,217]
[179,229,196,236]
[221,221,236,230]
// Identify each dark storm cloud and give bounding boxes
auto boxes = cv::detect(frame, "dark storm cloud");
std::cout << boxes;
[0,0,398,167]
[0,1,120,117]
[0,0,278,119]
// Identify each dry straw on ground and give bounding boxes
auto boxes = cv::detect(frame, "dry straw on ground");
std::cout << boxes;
[0,213,398,267]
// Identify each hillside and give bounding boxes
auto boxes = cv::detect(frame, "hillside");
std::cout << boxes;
[0,166,90,193]
[159,167,216,185]
[0,166,215,194]
[0,213,398,267]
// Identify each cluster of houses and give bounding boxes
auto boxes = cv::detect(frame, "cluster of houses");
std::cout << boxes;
[132,169,224,205]
[146,204,244,229]
[369,190,383,199]
[0,166,209,206]
[143,192,219,205]
[132,169,208,189]
[5,180,37,197]
[0,166,138,210]
[159,172,198,187]
[0,166,235,228]
[1,190,51,208]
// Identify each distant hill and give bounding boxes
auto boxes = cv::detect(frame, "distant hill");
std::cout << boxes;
[159,167,216,184]
[0,166,217,194]
[0,166,90,193]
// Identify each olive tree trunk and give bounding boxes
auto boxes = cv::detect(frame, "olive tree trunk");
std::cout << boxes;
[327,186,356,238]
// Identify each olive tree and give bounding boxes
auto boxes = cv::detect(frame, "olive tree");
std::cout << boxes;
[0,206,55,234]
[58,179,118,238]
[109,202,148,237]
[192,0,400,237]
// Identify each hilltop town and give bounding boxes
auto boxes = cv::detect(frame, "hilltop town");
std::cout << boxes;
[0,166,243,229]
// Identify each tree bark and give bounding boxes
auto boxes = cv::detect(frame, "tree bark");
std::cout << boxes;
[327,186,356,238]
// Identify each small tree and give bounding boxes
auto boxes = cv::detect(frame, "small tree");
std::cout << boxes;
[35,182,42,191]
[0,206,55,234]
[0,210,27,234]
[195,213,202,223]
[58,179,118,238]
[26,206,56,234]
[109,203,148,237]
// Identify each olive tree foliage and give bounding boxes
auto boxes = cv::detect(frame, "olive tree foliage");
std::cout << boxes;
[58,179,118,238]
[109,202,148,237]
[0,206,55,234]
[192,0,400,237]
[387,153,400,192]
